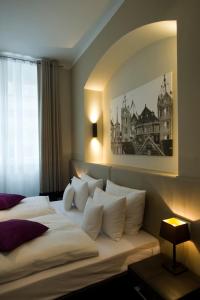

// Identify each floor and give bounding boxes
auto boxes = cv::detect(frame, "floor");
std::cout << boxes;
[57,273,142,300]
[60,274,200,299]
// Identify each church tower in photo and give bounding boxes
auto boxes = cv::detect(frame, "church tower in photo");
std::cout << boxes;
[157,74,173,155]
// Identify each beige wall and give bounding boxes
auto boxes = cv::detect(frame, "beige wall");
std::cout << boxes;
[103,37,178,174]
[71,0,200,274]
[59,68,71,189]
[72,0,200,178]
[84,89,103,163]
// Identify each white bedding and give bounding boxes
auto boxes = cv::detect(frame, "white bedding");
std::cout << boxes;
[52,200,84,225]
[0,229,159,300]
[0,214,98,284]
[0,200,160,300]
[0,196,55,221]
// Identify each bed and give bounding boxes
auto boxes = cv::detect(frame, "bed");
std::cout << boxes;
[0,196,55,221]
[0,200,159,300]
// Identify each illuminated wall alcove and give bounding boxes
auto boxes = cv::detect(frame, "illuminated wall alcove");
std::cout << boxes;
[84,21,178,175]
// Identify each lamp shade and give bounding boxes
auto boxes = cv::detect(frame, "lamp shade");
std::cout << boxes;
[92,123,97,137]
[160,218,190,245]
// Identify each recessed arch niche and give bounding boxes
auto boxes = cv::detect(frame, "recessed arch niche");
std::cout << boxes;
[84,21,177,175]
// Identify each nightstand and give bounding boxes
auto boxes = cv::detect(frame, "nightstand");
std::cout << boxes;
[128,254,200,300]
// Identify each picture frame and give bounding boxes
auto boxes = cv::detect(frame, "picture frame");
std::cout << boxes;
[110,73,173,156]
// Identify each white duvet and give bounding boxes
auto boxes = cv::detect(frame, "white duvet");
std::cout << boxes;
[0,214,98,284]
[0,196,55,221]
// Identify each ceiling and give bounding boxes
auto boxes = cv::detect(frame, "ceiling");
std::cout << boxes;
[0,0,124,68]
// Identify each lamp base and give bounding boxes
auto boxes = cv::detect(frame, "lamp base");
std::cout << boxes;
[162,262,187,275]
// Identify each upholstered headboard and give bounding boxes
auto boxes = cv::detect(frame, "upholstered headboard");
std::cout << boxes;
[70,159,200,276]
[109,165,174,237]
[70,160,200,247]
[70,160,173,238]
[70,160,110,188]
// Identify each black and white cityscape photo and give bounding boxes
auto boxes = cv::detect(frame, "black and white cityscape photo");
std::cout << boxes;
[110,73,173,156]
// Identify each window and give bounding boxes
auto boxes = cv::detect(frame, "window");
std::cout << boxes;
[0,58,39,196]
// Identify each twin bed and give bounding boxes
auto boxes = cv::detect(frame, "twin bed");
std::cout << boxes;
[0,165,160,300]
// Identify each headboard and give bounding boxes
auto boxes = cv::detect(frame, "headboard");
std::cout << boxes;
[110,165,174,237]
[70,160,200,246]
[70,159,200,275]
[70,160,110,188]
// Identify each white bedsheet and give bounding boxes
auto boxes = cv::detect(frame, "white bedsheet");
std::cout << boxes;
[51,200,83,226]
[0,196,55,221]
[0,201,160,300]
[0,214,98,284]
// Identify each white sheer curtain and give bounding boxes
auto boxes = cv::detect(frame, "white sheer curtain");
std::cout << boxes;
[0,57,39,196]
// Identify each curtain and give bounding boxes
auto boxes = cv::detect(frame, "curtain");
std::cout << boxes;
[0,58,39,196]
[37,60,62,193]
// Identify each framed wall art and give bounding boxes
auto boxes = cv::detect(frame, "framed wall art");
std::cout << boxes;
[110,73,173,156]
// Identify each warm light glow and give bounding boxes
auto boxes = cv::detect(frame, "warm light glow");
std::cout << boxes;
[158,20,177,35]
[85,84,103,92]
[163,217,186,227]
[171,202,199,222]
[76,170,86,178]
[89,102,101,123]
[90,137,101,152]
[84,88,102,123]
[90,110,99,123]
[89,138,102,163]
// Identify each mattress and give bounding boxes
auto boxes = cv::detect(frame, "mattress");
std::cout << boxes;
[0,200,160,300]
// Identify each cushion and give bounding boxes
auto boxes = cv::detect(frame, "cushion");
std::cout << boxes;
[106,180,146,235]
[82,197,103,240]
[63,183,74,211]
[71,176,88,211]
[93,188,126,241]
[0,193,25,210]
[81,174,103,197]
[0,219,48,251]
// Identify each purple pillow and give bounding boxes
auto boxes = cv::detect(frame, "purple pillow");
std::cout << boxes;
[0,193,25,210]
[0,219,48,251]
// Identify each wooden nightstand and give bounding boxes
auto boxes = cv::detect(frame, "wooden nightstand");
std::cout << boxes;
[128,254,200,300]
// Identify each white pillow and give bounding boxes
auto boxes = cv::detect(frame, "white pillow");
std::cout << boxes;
[93,187,126,241]
[106,180,146,235]
[80,174,103,197]
[63,183,74,211]
[82,197,103,240]
[71,176,88,211]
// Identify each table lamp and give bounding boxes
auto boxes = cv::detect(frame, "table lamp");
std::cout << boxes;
[160,217,190,275]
